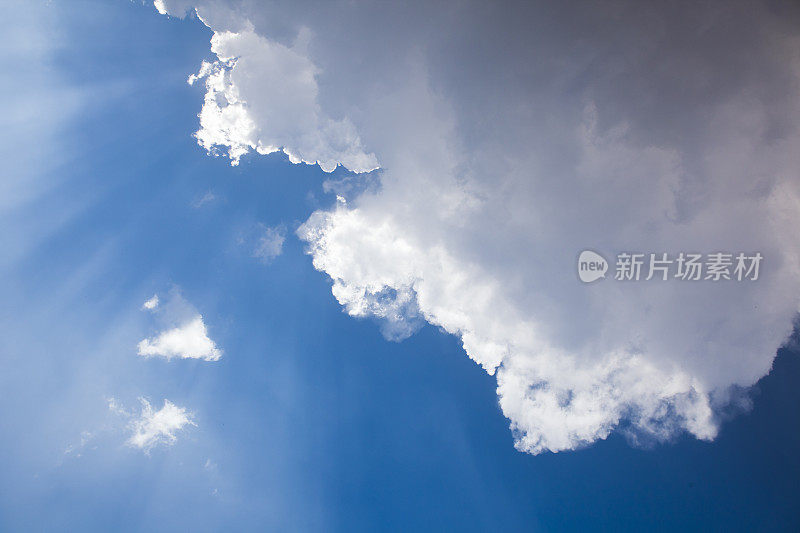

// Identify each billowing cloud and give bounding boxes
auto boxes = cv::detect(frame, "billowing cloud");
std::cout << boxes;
[154,1,800,453]
[125,398,195,452]
[138,289,222,361]
[173,3,378,172]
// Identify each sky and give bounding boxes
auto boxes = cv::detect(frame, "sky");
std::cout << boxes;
[1,0,800,531]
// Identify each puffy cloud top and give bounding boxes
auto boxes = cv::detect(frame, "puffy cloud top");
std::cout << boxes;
[138,315,222,361]
[184,17,378,172]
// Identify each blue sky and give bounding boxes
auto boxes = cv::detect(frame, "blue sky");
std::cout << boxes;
[2,1,800,531]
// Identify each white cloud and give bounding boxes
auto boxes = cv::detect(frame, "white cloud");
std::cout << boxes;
[155,1,800,453]
[142,294,159,310]
[253,224,286,263]
[126,398,195,452]
[192,190,216,208]
[138,315,222,361]
[167,3,378,172]
[138,289,222,361]
[107,397,129,416]
[153,0,168,15]
[63,431,94,458]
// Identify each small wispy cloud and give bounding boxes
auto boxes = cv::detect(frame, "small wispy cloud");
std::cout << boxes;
[107,396,129,416]
[192,190,216,208]
[63,431,94,458]
[125,398,196,453]
[252,224,286,264]
[142,294,159,310]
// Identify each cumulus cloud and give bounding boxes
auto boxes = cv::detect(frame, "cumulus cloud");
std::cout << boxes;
[174,4,378,172]
[138,316,221,361]
[125,398,195,452]
[154,0,800,453]
[138,289,222,361]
